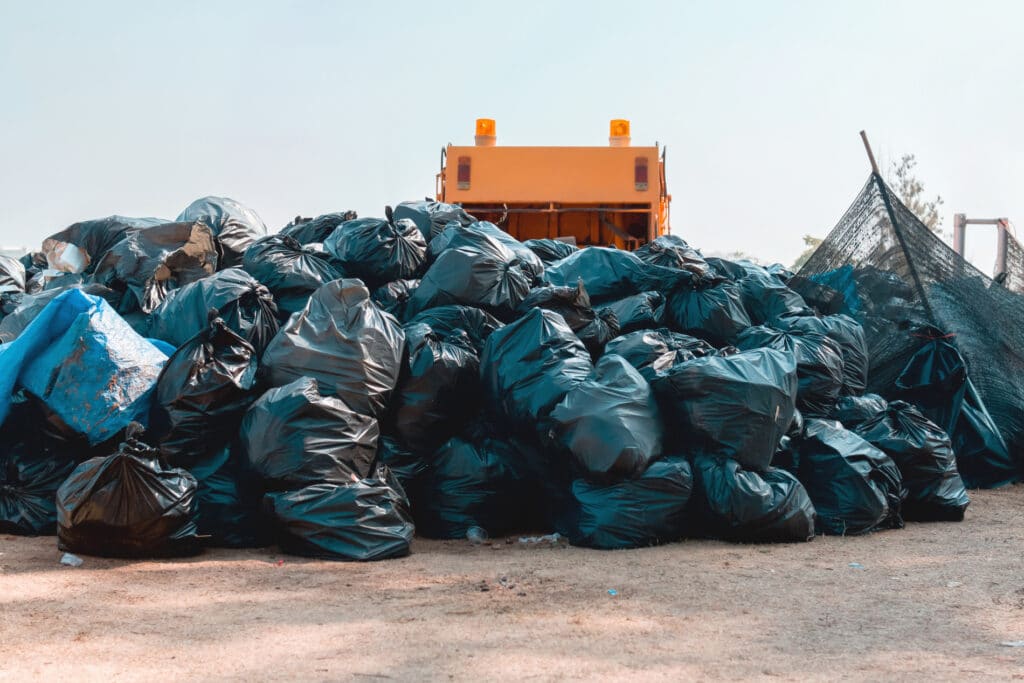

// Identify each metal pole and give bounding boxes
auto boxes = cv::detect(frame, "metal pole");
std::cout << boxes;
[995,218,1009,277]
[953,213,966,256]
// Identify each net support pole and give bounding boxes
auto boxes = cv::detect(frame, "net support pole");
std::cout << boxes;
[859,131,880,175]
[996,218,1009,278]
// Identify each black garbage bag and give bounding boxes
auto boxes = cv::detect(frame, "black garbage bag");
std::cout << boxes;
[148,268,280,353]
[408,237,532,321]
[650,348,797,469]
[371,279,419,320]
[523,238,578,264]
[430,221,544,283]
[261,279,405,418]
[0,409,77,535]
[890,334,967,436]
[375,434,429,490]
[549,354,662,481]
[264,466,413,561]
[777,314,868,396]
[176,196,267,268]
[831,394,889,428]
[515,281,617,355]
[771,409,805,473]
[555,456,693,549]
[690,455,816,542]
[187,443,269,548]
[406,304,503,354]
[240,377,379,491]
[480,308,593,429]
[634,235,711,277]
[325,216,428,287]
[40,216,166,274]
[952,400,1018,489]
[602,291,665,333]
[665,280,752,346]
[705,256,761,281]
[154,318,259,469]
[242,235,342,319]
[797,419,904,535]
[604,328,718,380]
[737,272,811,324]
[393,200,476,241]
[735,325,844,417]
[55,426,201,557]
[853,401,969,521]
[0,254,26,292]
[91,221,219,313]
[412,432,538,539]
[279,210,358,245]
[393,324,481,453]
[544,247,665,303]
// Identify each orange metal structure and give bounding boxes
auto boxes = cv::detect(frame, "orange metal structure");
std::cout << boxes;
[436,119,670,250]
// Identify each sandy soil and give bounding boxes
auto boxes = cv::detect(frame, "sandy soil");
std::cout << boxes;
[1,486,1023,682]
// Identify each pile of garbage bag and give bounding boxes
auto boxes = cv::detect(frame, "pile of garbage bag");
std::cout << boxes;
[0,198,991,562]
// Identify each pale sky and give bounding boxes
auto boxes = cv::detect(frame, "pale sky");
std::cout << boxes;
[1,1,1021,271]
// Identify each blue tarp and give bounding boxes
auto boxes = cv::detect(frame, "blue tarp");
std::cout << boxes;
[0,289,168,443]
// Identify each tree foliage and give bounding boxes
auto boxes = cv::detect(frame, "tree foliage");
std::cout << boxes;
[889,154,945,235]
[791,234,823,271]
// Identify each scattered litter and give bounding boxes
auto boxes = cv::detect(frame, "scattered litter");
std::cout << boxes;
[1000,641,1024,648]
[467,526,489,545]
[946,581,962,588]
[59,552,83,567]
[518,533,562,545]
[607,589,618,597]
[848,562,865,570]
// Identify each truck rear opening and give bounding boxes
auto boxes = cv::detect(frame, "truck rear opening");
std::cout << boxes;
[436,119,670,250]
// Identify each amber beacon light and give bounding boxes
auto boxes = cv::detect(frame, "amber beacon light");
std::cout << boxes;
[475,118,496,146]
[609,119,631,147]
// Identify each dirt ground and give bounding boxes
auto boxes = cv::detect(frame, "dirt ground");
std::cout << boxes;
[2,487,1023,682]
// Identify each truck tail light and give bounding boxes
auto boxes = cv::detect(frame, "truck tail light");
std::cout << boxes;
[634,157,648,191]
[457,156,471,190]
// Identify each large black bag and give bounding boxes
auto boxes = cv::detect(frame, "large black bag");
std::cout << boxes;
[523,238,578,264]
[406,304,503,354]
[634,235,710,277]
[604,328,717,381]
[549,354,662,481]
[0,405,77,534]
[155,318,259,468]
[409,235,532,320]
[831,394,888,428]
[853,401,970,521]
[55,427,201,557]
[777,314,868,396]
[279,210,357,245]
[176,196,267,267]
[430,222,545,283]
[240,377,379,491]
[797,419,905,535]
[650,348,798,469]
[691,455,816,542]
[371,279,419,320]
[40,216,166,274]
[602,291,665,333]
[242,235,342,318]
[411,433,537,539]
[480,308,592,428]
[735,325,844,417]
[261,279,405,419]
[264,466,413,561]
[393,200,475,241]
[516,281,618,356]
[393,323,481,453]
[325,216,428,286]
[148,268,280,353]
[736,272,811,324]
[543,247,657,302]
[665,280,752,346]
[555,456,693,549]
[91,221,219,313]
[188,443,269,548]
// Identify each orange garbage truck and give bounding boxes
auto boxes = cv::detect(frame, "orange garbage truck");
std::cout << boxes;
[436,119,670,250]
